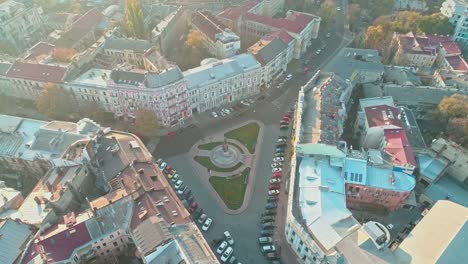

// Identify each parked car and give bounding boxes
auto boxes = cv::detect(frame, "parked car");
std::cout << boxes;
[280,125,289,130]
[262,222,275,229]
[156,158,164,165]
[279,135,288,140]
[326,32,331,38]
[224,231,235,245]
[261,245,276,253]
[274,152,284,157]
[228,255,236,264]
[269,184,280,190]
[271,162,282,168]
[258,236,273,245]
[260,229,274,236]
[198,213,207,224]
[192,208,204,219]
[247,98,255,104]
[174,180,183,189]
[266,252,280,260]
[261,216,275,223]
[286,74,293,80]
[265,202,277,209]
[266,196,278,202]
[304,59,309,65]
[168,171,177,178]
[220,111,227,117]
[276,138,286,143]
[221,247,233,262]
[177,185,187,195]
[268,189,280,196]
[216,241,228,254]
[171,174,179,183]
[187,194,195,204]
[190,202,198,211]
[336,6,341,11]
[272,172,282,179]
[202,218,212,231]
[262,209,277,216]
[240,100,250,106]
[269,178,281,184]
[163,165,172,174]
[272,167,282,173]
[222,108,231,114]
[211,111,218,118]
[276,142,286,148]
[184,189,192,199]
[273,156,284,162]
[159,162,167,170]
[315,49,321,55]
[274,148,284,153]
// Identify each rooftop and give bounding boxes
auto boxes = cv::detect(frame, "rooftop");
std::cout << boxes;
[103,37,152,53]
[72,68,111,87]
[265,30,294,44]
[440,40,462,55]
[6,61,67,83]
[383,128,416,167]
[192,11,239,43]
[359,96,395,111]
[24,42,56,61]
[383,66,421,86]
[244,11,318,34]
[444,55,468,72]
[416,153,449,181]
[0,219,35,264]
[364,105,402,128]
[395,200,468,263]
[248,38,287,65]
[55,8,104,48]
[424,176,468,207]
[0,181,22,210]
[184,53,260,90]
[217,0,258,21]
[324,48,384,83]
[383,84,465,106]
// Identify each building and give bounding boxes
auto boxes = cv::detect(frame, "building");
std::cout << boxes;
[441,0,468,47]
[324,48,384,85]
[433,69,468,90]
[383,66,422,86]
[430,138,468,185]
[0,62,12,95]
[394,0,427,11]
[248,0,285,17]
[150,4,183,54]
[67,66,190,127]
[102,37,153,68]
[395,200,468,263]
[0,218,36,264]
[0,180,23,213]
[0,0,46,52]
[248,37,289,85]
[217,0,321,59]
[191,11,240,59]
[184,53,261,113]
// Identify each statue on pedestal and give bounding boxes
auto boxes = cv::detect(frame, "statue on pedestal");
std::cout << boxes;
[223,138,229,152]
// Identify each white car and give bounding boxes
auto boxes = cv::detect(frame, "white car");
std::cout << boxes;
[240,100,250,106]
[211,111,218,118]
[216,241,228,254]
[315,49,321,55]
[222,108,231,114]
[261,245,276,253]
[202,218,212,231]
[220,111,227,117]
[326,32,331,38]
[171,173,179,183]
[387,224,394,230]
[286,74,292,80]
[270,162,282,168]
[221,247,233,262]
[269,178,281,184]
[336,7,341,11]
[268,189,280,196]
[159,162,167,170]
[174,180,183,189]
[272,167,282,173]
[277,138,286,143]
[273,157,284,162]
[224,231,235,245]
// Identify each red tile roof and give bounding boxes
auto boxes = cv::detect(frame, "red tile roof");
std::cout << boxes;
[444,55,468,72]
[364,105,402,128]
[217,0,258,21]
[244,11,315,34]
[6,61,67,83]
[266,30,294,44]
[24,42,55,61]
[439,40,461,55]
[55,8,104,48]
[192,11,228,42]
[384,128,416,167]
[37,221,92,262]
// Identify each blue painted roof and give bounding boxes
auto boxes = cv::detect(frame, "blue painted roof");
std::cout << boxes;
[344,158,367,185]
[416,153,447,181]
[436,221,468,264]
[424,176,468,207]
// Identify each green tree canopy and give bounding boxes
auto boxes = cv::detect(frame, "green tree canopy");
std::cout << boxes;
[36,84,78,120]
[124,0,145,39]
[135,110,159,137]
[319,3,336,29]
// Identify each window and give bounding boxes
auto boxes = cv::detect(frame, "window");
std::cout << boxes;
[97,246,101,250]
[113,242,118,247]
[103,243,107,247]
[110,234,114,239]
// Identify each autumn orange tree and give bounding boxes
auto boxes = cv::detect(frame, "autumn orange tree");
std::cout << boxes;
[185,30,203,48]
[53,48,76,63]
[135,110,160,138]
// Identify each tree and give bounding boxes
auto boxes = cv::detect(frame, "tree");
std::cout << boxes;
[124,0,145,39]
[36,84,78,120]
[347,4,362,31]
[364,25,386,50]
[53,48,77,63]
[79,101,107,123]
[447,118,468,148]
[319,3,336,29]
[438,94,468,118]
[184,30,204,48]
[135,110,159,137]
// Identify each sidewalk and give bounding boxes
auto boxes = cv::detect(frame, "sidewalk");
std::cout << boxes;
[188,120,265,215]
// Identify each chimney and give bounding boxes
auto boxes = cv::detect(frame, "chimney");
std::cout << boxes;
[138,168,144,175]
[389,173,395,185]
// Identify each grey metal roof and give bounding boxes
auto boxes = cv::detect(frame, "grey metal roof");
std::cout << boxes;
[110,70,146,86]
[30,128,87,157]
[256,38,287,65]
[145,66,183,88]
[325,48,384,81]
[424,176,468,207]
[183,53,260,90]
[383,85,467,106]
[103,37,152,52]
[0,219,34,264]
[145,240,184,264]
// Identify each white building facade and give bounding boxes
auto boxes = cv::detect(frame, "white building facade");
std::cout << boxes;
[441,0,468,47]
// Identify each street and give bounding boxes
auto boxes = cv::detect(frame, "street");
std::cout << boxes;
[154,2,351,263]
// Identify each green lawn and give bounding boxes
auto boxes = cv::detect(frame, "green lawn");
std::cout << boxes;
[209,168,250,210]
[193,156,242,172]
[224,123,259,154]
[198,141,244,153]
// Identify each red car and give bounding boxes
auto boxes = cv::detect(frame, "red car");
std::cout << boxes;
[272,172,282,178]
[269,183,281,190]
[285,112,293,117]
[163,165,172,174]
[282,117,290,122]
